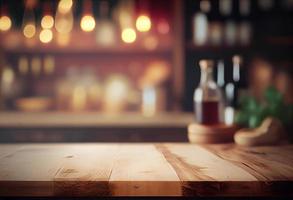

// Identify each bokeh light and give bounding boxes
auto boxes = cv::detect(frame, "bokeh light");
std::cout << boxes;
[136,15,151,32]
[121,28,136,43]
[80,15,96,32]
[41,15,54,29]
[58,0,73,14]
[39,29,53,43]
[157,19,170,35]
[0,16,12,31]
[23,24,36,38]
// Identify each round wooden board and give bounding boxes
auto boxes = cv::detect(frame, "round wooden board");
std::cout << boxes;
[188,123,239,144]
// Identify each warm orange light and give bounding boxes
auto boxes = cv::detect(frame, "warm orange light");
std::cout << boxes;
[0,16,12,31]
[157,20,170,35]
[80,15,96,32]
[39,29,53,43]
[58,0,73,14]
[23,24,36,38]
[121,28,136,43]
[41,15,54,29]
[136,15,151,32]
[56,33,70,46]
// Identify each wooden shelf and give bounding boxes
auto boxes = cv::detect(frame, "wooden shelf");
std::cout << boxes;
[0,112,194,128]
[2,46,172,56]
[186,42,251,52]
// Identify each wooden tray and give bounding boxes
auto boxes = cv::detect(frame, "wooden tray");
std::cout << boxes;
[188,123,239,144]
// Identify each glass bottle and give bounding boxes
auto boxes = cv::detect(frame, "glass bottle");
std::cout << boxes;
[194,60,224,125]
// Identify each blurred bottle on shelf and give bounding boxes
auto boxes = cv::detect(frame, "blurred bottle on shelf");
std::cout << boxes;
[103,74,130,114]
[224,20,237,46]
[238,21,252,45]
[1,66,22,110]
[258,0,274,11]
[219,0,232,16]
[192,0,209,46]
[43,55,55,75]
[31,57,42,77]
[55,0,74,46]
[239,0,251,16]
[194,60,224,125]
[224,55,245,124]
[217,60,225,89]
[96,0,117,47]
[18,56,29,76]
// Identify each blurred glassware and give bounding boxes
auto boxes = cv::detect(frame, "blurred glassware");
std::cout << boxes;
[115,0,135,29]
[43,56,55,75]
[217,60,225,88]
[219,0,232,16]
[31,57,42,77]
[55,0,73,46]
[96,0,117,46]
[258,0,274,11]
[103,74,130,114]
[142,86,156,117]
[209,22,223,46]
[18,56,29,76]
[239,0,251,16]
[224,20,237,46]
[200,0,211,13]
[238,21,252,45]
[192,6,208,46]
[194,60,224,125]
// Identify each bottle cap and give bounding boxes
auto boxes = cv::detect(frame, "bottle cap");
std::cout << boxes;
[199,59,214,70]
[232,55,242,65]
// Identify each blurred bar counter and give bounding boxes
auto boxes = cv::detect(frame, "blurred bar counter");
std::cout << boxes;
[0,112,193,143]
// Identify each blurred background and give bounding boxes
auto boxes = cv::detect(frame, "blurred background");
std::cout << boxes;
[0,0,292,143]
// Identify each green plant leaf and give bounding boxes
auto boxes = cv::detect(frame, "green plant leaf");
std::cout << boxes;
[265,86,283,104]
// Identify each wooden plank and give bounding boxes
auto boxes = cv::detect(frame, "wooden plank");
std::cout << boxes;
[109,144,181,196]
[0,144,76,196]
[203,144,293,196]
[54,144,118,196]
[156,144,259,196]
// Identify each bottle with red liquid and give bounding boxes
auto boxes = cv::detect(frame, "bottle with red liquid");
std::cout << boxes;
[194,60,224,125]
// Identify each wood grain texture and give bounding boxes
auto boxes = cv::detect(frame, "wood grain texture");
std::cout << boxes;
[0,143,292,197]
[204,144,293,196]
[109,144,181,196]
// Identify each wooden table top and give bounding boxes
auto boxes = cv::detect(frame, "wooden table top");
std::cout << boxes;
[0,143,292,197]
